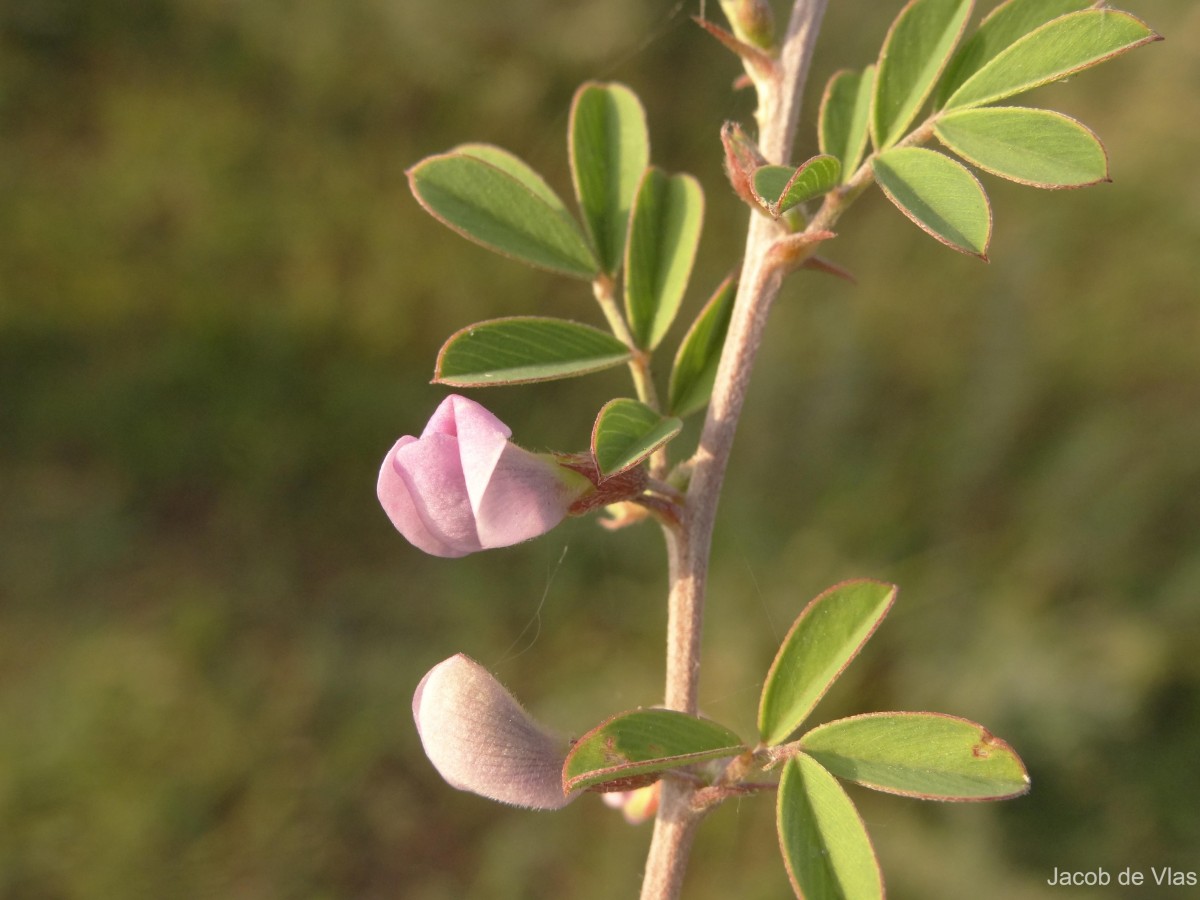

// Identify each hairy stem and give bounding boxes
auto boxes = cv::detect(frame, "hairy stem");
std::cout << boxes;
[593,275,661,413]
[639,2,828,898]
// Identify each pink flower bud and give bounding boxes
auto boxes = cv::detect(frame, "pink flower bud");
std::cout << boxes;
[412,654,578,810]
[378,395,592,557]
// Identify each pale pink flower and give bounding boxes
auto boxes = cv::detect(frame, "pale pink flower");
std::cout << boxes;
[378,395,591,557]
[412,654,578,809]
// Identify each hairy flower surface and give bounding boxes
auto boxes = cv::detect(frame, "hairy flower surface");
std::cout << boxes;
[378,394,591,557]
[413,654,577,809]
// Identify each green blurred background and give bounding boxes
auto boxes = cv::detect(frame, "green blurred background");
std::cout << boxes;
[1,1,1197,897]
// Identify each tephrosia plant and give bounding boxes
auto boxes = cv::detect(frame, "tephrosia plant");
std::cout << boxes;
[384,1,1159,897]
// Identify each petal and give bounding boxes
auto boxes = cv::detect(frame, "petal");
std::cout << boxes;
[421,393,512,441]
[378,435,481,557]
[473,444,582,549]
[412,654,577,810]
[444,395,514,516]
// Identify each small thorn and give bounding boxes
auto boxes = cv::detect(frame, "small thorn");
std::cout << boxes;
[767,230,837,273]
[801,255,856,284]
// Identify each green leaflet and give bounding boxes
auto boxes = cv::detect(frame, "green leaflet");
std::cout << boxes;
[624,168,704,350]
[408,150,598,278]
[943,8,1160,111]
[667,273,737,418]
[751,156,842,217]
[434,317,630,386]
[935,106,1108,188]
[454,143,570,211]
[800,712,1031,800]
[563,709,745,793]
[591,398,682,477]
[872,0,973,150]
[569,82,650,275]
[777,754,884,900]
[872,147,992,258]
[934,0,1092,108]
[819,66,875,183]
[759,581,898,747]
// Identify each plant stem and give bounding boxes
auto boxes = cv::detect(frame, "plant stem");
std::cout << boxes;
[593,275,660,413]
[639,2,828,898]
